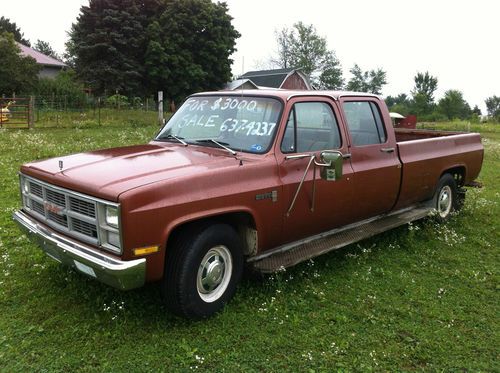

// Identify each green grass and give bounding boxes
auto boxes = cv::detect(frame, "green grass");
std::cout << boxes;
[0,121,498,371]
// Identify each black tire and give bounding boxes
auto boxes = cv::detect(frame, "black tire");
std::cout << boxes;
[161,223,243,319]
[433,174,460,221]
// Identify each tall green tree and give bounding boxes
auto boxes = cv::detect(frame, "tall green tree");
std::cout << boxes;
[0,16,30,46]
[67,0,162,96]
[153,0,240,102]
[485,96,500,120]
[272,22,343,89]
[411,71,438,115]
[67,0,239,100]
[438,90,471,120]
[0,32,40,94]
[346,64,387,94]
[33,40,60,60]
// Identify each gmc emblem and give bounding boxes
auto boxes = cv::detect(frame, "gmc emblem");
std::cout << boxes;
[44,202,63,215]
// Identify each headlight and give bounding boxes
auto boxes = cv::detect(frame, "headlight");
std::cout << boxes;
[105,206,119,228]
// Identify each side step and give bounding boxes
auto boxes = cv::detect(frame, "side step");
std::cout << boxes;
[249,206,432,273]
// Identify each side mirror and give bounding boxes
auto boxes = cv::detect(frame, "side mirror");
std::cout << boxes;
[318,151,343,181]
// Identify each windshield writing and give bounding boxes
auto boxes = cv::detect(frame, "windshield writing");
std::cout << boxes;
[156,96,282,153]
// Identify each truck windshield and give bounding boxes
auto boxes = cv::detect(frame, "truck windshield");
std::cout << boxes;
[155,96,282,154]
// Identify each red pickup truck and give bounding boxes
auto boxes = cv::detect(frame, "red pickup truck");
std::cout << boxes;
[13,90,483,318]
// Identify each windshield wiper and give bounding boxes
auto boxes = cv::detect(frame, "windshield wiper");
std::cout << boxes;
[162,134,187,146]
[195,139,237,156]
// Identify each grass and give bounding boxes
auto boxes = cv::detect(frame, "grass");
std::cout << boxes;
[0,120,498,371]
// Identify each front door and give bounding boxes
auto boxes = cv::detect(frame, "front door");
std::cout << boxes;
[277,98,354,244]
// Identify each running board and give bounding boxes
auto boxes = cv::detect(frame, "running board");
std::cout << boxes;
[249,206,433,273]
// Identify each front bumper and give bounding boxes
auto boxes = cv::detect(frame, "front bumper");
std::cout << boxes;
[13,210,145,290]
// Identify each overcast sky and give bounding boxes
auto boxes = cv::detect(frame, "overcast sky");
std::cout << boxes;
[3,0,499,112]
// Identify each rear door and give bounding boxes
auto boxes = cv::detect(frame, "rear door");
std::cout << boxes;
[339,97,401,220]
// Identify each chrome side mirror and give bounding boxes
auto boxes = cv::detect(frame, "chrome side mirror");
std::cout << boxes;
[316,151,343,181]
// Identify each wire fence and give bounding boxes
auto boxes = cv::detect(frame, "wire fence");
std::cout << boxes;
[1,95,165,128]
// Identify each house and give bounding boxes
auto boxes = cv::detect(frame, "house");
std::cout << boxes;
[17,42,66,79]
[227,68,312,90]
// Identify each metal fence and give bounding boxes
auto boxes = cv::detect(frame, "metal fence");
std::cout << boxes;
[0,94,168,128]
[0,97,33,128]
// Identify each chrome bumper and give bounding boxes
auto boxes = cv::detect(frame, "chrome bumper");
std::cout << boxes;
[13,210,145,290]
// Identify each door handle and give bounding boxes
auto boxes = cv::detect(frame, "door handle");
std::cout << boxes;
[380,147,395,153]
[342,153,351,159]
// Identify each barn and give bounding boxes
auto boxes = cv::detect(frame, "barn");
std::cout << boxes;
[17,42,67,79]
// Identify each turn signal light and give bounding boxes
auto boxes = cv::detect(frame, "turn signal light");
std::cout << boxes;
[133,245,159,256]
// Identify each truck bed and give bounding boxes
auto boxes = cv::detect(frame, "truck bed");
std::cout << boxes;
[393,129,483,209]
[395,128,463,142]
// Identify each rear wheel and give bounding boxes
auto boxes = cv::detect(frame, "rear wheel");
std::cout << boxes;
[433,174,460,220]
[161,223,243,319]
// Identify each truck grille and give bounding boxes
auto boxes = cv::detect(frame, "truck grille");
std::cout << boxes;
[23,177,100,245]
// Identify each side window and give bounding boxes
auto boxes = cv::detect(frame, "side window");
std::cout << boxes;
[281,102,341,153]
[343,101,387,146]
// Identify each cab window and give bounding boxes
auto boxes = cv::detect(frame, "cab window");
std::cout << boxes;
[281,102,341,153]
[343,101,387,146]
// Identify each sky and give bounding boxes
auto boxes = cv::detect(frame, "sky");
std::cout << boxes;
[3,0,499,112]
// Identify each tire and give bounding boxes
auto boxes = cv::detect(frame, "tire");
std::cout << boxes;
[433,174,460,221]
[161,223,243,319]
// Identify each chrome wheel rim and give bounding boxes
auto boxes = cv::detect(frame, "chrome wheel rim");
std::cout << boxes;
[197,245,232,303]
[437,185,452,218]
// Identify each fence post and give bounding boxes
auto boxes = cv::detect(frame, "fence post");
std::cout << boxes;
[29,96,35,129]
[98,97,101,126]
[158,91,163,126]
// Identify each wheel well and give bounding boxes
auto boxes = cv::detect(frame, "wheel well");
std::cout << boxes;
[441,166,466,187]
[166,212,258,258]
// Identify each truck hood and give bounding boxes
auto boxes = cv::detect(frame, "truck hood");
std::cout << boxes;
[21,142,240,201]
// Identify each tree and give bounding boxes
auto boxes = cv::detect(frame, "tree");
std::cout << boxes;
[346,64,387,94]
[148,0,240,102]
[67,0,239,100]
[34,40,60,60]
[0,32,40,94]
[385,93,411,115]
[471,105,481,116]
[411,72,438,115]
[67,0,162,96]
[0,16,30,46]
[272,22,343,89]
[437,90,471,120]
[485,96,500,120]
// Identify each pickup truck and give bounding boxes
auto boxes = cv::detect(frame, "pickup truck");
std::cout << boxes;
[13,90,483,318]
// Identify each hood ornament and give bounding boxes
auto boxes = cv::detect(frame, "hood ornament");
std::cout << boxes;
[59,160,63,171]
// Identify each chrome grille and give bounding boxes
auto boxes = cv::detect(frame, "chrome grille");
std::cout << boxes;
[30,182,43,198]
[48,211,68,227]
[22,176,99,245]
[31,200,45,215]
[72,218,98,238]
[46,189,66,207]
[69,197,95,217]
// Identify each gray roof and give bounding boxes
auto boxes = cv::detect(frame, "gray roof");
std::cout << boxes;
[224,79,258,90]
[239,68,296,88]
[17,42,66,68]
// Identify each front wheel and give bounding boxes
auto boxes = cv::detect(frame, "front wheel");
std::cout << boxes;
[433,174,460,220]
[161,223,243,319]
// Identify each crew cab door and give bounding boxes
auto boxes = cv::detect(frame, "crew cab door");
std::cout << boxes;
[339,97,401,220]
[277,98,354,243]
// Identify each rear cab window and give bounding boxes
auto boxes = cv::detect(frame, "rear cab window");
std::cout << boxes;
[342,101,386,146]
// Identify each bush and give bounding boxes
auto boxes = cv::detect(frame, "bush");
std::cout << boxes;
[34,69,86,108]
[105,94,129,109]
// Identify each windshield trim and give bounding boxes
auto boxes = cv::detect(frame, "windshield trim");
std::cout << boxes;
[154,94,285,155]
